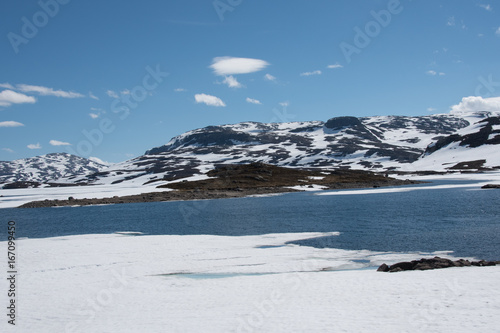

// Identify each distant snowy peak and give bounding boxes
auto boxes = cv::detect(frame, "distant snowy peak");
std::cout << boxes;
[0,153,105,185]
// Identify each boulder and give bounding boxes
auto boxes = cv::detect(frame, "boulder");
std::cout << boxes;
[376,263,389,272]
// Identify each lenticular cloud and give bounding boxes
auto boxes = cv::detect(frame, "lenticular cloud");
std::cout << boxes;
[210,57,269,76]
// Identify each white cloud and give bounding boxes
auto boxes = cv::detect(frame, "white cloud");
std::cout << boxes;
[89,92,99,100]
[2,148,14,153]
[210,57,269,76]
[222,75,243,88]
[106,90,119,98]
[427,70,445,76]
[427,107,437,112]
[194,93,226,107]
[89,156,111,166]
[479,4,492,11]
[89,113,99,119]
[451,96,500,113]
[50,140,71,146]
[27,143,41,149]
[279,101,289,107]
[264,74,276,81]
[121,89,131,95]
[246,97,262,105]
[174,88,187,92]
[300,70,322,76]
[447,16,455,26]
[327,63,343,69]
[0,90,36,107]
[0,121,24,127]
[16,84,84,98]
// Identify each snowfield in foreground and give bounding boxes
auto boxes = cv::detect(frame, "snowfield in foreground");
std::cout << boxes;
[1,232,499,333]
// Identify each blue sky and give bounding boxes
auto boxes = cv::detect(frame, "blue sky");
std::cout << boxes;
[1,0,500,163]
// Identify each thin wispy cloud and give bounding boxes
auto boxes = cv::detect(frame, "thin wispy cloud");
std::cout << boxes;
[89,113,99,119]
[300,70,322,76]
[447,16,455,26]
[279,101,289,107]
[0,83,15,90]
[426,70,446,76]
[496,27,500,36]
[0,120,24,127]
[0,90,36,107]
[1,148,14,153]
[327,63,343,69]
[89,92,99,100]
[106,90,119,98]
[246,97,262,105]
[174,88,187,92]
[16,84,84,98]
[264,74,276,81]
[50,140,71,146]
[194,93,226,107]
[479,4,492,11]
[27,143,41,149]
[210,57,269,76]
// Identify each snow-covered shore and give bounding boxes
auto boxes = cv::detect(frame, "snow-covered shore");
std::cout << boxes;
[1,232,499,332]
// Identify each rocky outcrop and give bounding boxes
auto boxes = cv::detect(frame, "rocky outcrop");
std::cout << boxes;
[482,184,500,189]
[377,257,499,272]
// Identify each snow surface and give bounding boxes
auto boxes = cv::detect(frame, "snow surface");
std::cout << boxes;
[1,232,499,333]
[0,181,173,209]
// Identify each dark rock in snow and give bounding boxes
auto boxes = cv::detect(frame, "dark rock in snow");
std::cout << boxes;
[482,184,500,189]
[378,257,498,273]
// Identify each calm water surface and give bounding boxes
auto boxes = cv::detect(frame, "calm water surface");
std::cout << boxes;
[1,180,499,260]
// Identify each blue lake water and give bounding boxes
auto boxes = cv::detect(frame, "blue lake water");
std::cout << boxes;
[1,180,499,260]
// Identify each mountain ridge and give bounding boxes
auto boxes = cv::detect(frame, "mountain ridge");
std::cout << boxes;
[1,111,499,188]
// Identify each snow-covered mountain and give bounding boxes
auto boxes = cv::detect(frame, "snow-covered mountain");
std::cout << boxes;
[63,111,500,187]
[2,112,499,188]
[0,153,105,186]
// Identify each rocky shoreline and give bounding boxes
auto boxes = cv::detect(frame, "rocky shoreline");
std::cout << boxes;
[18,163,419,208]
